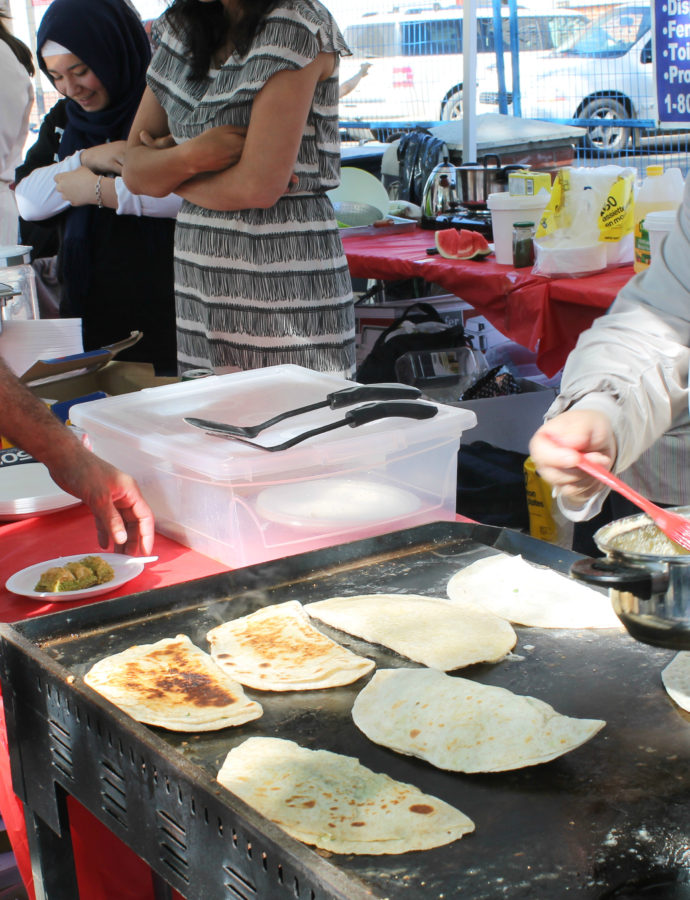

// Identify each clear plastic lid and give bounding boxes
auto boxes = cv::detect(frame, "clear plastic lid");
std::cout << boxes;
[0,245,32,267]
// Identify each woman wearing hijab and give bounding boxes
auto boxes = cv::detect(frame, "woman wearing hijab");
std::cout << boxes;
[14,0,187,374]
[123,0,356,378]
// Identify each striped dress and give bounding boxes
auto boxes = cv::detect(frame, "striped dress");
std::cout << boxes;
[147,0,355,377]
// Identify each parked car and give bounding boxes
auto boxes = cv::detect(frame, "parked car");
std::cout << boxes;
[338,5,590,134]
[477,4,654,154]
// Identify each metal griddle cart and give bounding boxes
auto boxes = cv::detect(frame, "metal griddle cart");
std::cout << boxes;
[1,522,689,899]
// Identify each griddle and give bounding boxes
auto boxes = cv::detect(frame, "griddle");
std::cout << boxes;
[1,521,689,900]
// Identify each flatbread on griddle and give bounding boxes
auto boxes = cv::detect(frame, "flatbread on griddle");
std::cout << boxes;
[84,634,262,731]
[352,668,606,772]
[661,652,690,712]
[206,600,374,691]
[446,553,622,629]
[216,736,475,854]
[304,593,516,670]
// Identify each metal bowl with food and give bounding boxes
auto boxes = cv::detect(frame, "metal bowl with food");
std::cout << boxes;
[570,506,690,650]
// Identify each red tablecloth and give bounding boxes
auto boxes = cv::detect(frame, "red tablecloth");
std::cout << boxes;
[0,505,228,900]
[342,228,635,377]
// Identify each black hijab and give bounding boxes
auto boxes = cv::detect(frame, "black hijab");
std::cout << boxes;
[37,0,150,156]
[37,0,152,313]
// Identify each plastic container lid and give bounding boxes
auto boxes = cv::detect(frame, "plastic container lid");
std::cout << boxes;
[0,245,32,267]
[486,188,550,209]
[645,209,677,231]
[70,365,476,484]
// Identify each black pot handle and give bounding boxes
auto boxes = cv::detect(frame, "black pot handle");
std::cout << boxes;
[570,557,653,598]
[480,153,501,169]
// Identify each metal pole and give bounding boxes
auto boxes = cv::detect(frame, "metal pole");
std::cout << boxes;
[507,0,522,117]
[462,0,477,164]
[492,0,508,115]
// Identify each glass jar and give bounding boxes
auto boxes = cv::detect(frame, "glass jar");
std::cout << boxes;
[512,221,535,268]
[0,245,39,322]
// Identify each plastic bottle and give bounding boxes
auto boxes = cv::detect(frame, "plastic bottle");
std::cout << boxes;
[0,245,38,322]
[633,165,684,273]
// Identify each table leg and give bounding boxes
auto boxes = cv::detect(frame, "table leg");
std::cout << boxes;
[24,788,79,900]
[152,871,173,900]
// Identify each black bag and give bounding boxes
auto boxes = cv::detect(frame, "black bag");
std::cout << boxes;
[457,441,529,529]
[356,302,467,384]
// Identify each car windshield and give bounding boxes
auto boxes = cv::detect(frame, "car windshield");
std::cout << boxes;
[555,6,650,57]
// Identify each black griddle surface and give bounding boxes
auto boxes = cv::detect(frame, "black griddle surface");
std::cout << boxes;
[3,522,690,900]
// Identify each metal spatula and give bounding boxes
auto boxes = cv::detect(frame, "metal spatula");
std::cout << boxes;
[184,384,421,439]
[195,400,438,452]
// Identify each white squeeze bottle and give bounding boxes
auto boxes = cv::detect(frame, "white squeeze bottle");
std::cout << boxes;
[633,165,684,273]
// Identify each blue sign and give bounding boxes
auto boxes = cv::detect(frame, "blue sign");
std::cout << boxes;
[655,0,690,122]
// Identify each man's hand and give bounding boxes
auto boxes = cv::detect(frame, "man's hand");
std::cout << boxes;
[529,408,617,505]
[80,140,127,175]
[52,450,155,556]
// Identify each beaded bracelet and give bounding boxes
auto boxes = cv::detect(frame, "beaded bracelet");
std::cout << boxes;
[95,174,104,209]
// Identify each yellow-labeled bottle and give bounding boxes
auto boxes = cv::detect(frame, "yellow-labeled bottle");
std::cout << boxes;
[633,165,684,273]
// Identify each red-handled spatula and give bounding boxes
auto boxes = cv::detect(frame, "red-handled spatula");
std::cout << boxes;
[550,438,690,552]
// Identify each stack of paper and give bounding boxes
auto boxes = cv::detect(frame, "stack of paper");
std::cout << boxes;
[0,319,83,377]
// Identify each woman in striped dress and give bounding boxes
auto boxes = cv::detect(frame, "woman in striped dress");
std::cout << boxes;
[123,0,355,378]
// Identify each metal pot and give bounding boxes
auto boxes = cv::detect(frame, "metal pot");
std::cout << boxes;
[570,506,690,650]
[455,154,524,207]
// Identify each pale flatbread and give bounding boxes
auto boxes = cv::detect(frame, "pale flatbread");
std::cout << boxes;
[661,652,690,712]
[84,635,263,731]
[206,600,374,691]
[446,553,622,628]
[304,593,516,670]
[352,668,606,772]
[216,736,475,854]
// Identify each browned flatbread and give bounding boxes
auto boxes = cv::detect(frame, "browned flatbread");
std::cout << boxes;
[84,634,263,731]
[206,600,375,691]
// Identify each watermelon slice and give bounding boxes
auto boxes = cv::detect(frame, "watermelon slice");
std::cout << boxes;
[434,228,492,260]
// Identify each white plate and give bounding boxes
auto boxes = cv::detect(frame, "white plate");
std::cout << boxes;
[0,460,81,521]
[5,553,146,601]
[255,478,422,529]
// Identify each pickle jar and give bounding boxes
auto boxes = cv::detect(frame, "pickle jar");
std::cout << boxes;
[512,221,535,268]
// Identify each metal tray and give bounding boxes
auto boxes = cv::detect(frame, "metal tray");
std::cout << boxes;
[338,216,417,238]
[1,521,689,900]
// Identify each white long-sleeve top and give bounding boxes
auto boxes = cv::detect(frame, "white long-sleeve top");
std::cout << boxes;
[547,175,690,519]
[0,41,34,244]
[0,42,33,184]
[15,149,183,221]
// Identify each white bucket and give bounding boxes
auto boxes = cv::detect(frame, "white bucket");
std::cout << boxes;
[645,209,677,263]
[487,189,551,265]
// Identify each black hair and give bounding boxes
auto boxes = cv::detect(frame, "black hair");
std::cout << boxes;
[166,0,279,80]
[0,12,35,76]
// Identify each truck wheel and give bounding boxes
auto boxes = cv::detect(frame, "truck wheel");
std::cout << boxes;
[442,90,463,120]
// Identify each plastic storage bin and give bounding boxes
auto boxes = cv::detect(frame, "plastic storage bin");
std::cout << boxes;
[71,365,477,567]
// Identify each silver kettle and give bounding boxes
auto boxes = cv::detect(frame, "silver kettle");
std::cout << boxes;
[422,156,459,218]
